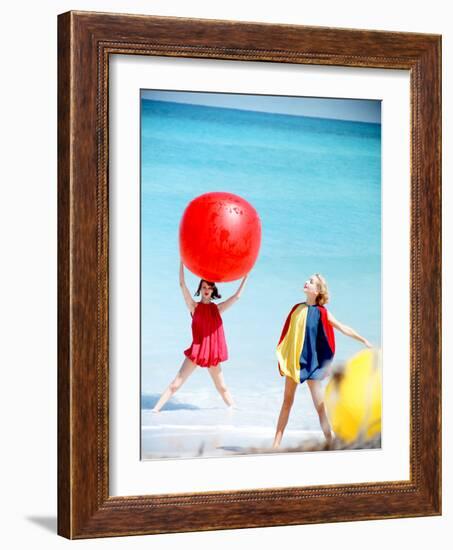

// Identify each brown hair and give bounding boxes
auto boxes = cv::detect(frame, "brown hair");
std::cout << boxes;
[313,273,329,306]
[194,279,222,300]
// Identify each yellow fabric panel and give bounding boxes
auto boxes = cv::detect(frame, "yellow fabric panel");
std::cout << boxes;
[276,303,308,384]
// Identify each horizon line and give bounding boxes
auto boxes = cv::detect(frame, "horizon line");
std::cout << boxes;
[141,97,382,126]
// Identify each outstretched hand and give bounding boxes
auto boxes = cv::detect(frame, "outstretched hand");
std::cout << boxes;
[237,273,250,295]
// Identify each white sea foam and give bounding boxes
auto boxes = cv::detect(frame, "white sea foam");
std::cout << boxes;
[143,424,321,435]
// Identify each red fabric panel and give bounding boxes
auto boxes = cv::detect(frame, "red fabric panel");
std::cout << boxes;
[317,305,335,354]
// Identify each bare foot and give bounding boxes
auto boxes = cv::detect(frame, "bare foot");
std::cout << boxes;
[325,430,336,446]
[150,408,160,413]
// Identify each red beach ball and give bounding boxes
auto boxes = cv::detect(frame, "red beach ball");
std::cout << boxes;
[179,192,262,282]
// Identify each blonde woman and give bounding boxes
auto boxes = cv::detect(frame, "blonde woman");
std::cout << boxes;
[273,273,372,448]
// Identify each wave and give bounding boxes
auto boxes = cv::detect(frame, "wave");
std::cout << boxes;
[142,424,322,436]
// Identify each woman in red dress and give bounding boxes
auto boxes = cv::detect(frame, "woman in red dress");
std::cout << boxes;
[151,261,248,412]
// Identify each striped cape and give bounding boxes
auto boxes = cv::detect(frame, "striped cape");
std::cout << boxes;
[276,302,335,384]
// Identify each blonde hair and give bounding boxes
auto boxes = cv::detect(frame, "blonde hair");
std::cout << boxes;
[314,273,329,306]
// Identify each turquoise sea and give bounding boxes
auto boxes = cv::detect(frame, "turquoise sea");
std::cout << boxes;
[140,97,381,459]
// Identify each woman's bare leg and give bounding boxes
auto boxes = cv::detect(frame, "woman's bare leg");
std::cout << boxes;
[151,358,197,412]
[207,365,235,407]
[273,377,298,449]
[306,379,334,444]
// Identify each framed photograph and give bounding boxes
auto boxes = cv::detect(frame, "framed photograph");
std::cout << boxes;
[58,11,441,539]
[138,89,382,462]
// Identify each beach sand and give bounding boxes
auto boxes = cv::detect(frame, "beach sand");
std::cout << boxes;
[141,407,326,460]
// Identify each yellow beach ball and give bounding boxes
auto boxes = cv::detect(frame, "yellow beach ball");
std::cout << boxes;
[325,348,382,444]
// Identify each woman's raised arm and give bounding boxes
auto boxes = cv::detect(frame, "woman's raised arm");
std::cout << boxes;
[217,274,249,314]
[179,261,196,314]
[327,311,372,348]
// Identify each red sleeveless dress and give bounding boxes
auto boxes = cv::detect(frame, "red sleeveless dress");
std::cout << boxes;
[184,302,228,367]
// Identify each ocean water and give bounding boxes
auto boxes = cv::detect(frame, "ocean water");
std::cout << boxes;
[140,97,381,459]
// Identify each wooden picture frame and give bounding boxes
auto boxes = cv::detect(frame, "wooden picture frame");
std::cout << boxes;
[57,10,441,539]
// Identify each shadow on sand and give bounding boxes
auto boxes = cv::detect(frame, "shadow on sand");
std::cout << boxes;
[141,394,200,411]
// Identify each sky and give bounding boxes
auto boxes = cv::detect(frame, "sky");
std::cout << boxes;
[140,90,381,123]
